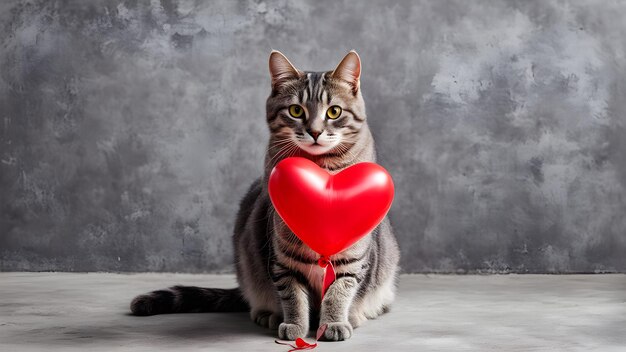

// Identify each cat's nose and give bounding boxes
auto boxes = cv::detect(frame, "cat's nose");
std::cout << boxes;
[306,129,321,141]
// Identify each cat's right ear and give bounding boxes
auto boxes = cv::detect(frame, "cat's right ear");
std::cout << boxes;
[269,50,301,88]
[331,50,361,94]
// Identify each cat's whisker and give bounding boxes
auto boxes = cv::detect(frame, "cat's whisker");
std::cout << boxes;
[269,139,296,150]
[270,137,294,145]
[267,140,297,167]
[336,142,359,164]
[280,144,300,164]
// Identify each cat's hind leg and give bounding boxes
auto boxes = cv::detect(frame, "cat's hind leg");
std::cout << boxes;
[238,252,283,330]
[252,309,283,329]
[348,273,396,327]
[245,282,283,329]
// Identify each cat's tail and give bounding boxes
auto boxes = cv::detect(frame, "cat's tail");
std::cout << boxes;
[130,286,249,316]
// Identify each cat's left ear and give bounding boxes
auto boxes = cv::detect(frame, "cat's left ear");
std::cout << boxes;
[331,50,361,94]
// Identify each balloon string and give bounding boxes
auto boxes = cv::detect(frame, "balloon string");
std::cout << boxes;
[275,257,335,351]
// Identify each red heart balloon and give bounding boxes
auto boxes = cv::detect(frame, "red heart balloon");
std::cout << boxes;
[268,157,394,257]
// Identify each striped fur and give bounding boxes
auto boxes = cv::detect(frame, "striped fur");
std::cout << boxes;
[130,51,400,342]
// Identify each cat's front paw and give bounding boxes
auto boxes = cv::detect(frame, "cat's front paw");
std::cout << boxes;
[278,322,307,340]
[322,322,353,341]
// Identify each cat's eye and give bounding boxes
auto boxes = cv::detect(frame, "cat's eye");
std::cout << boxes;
[288,105,304,118]
[326,105,342,120]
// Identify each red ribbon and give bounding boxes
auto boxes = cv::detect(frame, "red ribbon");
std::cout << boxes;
[318,256,336,297]
[275,324,328,352]
[275,256,336,351]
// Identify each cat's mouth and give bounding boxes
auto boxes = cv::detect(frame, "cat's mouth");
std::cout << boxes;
[297,141,335,156]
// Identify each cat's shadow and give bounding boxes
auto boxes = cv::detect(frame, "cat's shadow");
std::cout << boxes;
[126,312,277,339]
[20,312,278,346]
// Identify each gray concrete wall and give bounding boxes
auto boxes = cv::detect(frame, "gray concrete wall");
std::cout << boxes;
[1,0,625,273]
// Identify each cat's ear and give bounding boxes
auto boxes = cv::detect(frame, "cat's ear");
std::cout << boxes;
[269,50,301,88]
[331,50,361,93]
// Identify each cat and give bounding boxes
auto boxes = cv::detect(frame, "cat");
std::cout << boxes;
[130,50,400,342]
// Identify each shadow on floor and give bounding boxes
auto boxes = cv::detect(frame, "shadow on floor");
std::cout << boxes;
[5,311,277,346]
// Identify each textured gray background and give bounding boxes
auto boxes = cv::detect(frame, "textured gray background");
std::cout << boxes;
[1,0,625,273]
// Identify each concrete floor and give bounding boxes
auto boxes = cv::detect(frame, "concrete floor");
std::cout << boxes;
[0,273,624,351]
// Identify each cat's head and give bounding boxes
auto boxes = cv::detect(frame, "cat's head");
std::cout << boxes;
[265,51,367,159]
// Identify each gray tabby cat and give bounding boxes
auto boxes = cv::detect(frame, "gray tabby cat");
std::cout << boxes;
[130,51,400,342]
